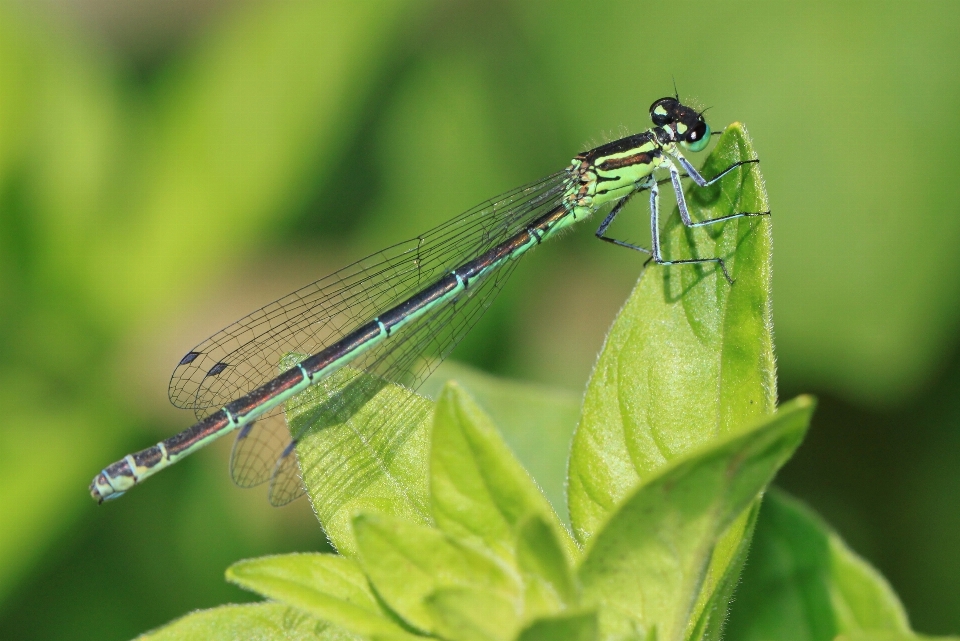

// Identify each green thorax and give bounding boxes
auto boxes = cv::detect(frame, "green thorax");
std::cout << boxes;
[559,127,678,225]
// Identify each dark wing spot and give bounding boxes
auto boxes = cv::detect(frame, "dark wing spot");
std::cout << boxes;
[206,362,229,377]
[179,351,201,366]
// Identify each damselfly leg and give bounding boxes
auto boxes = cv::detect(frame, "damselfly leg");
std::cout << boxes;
[594,158,770,284]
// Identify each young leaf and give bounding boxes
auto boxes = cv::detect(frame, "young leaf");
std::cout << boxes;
[514,611,599,641]
[133,602,354,641]
[516,516,578,617]
[685,500,762,641]
[226,553,420,641]
[289,363,434,556]
[430,382,578,565]
[568,122,775,545]
[425,361,580,524]
[725,490,915,641]
[577,397,814,641]
[352,511,521,634]
[424,587,520,641]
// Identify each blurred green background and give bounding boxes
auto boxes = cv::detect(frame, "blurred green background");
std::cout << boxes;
[0,0,958,638]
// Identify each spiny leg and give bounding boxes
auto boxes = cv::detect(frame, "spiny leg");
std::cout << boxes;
[592,169,722,241]
[670,149,759,187]
[668,155,770,228]
[594,189,652,255]
[649,175,735,284]
[593,177,734,284]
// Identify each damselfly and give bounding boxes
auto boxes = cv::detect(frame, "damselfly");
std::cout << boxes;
[90,96,767,505]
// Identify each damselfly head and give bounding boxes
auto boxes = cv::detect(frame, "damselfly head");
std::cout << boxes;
[649,96,711,152]
[650,96,681,126]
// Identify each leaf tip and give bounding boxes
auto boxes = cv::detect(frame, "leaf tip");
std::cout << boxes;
[780,394,818,415]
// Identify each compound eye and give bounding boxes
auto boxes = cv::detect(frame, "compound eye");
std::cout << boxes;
[649,97,679,126]
[684,120,710,152]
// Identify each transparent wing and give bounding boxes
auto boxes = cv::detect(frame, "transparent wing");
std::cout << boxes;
[169,171,569,419]
[259,255,525,506]
[189,170,569,503]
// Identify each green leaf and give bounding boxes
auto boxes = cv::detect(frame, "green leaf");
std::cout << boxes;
[577,397,815,641]
[685,499,762,641]
[226,553,420,641]
[426,361,580,525]
[515,516,578,617]
[353,511,521,635]
[289,362,434,556]
[568,122,775,545]
[424,587,520,641]
[134,602,356,641]
[725,490,915,641]
[430,382,578,565]
[514,611,599,641]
